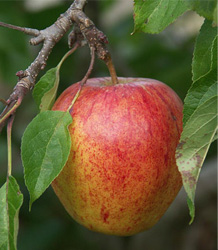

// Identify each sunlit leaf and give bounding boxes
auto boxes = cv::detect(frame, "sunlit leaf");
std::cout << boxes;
[21,110,72,209]
[133,0,217,34]
[133,0,190,34]
[33,48,76,112]
[33,67,59,112]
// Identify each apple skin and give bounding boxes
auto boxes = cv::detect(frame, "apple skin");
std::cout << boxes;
[52,77,183,236]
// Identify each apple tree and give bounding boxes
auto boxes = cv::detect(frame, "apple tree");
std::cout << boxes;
[0,0,217,249]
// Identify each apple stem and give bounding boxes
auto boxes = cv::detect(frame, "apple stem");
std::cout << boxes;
[106,55,119,85]
[57,43,80,69]
[80,47,95,86]
[67,47,96,112]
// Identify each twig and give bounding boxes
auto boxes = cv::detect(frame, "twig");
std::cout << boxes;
[0,0,86,133]
[0,0,118,133]
[0,21,40,36]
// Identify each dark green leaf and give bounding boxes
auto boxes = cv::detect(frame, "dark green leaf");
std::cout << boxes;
[33,67,59,112]
[21,110,72,208]
[0,176,23,250]
[192,19,217,81]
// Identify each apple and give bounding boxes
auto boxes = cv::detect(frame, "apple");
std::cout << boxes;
[51,77,183,236]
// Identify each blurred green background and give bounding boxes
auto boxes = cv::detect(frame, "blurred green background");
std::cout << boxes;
[0,1,216,250]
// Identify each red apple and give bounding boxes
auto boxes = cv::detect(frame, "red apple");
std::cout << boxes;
[52,77,183,236]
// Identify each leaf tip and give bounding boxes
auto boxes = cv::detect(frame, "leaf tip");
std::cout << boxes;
[187,197,195,225]
[29,199,33,212]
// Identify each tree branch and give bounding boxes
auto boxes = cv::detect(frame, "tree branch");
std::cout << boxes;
[0,0,118,132]
[0,21,40,36]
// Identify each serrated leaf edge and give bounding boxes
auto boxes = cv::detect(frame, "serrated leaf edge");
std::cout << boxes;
[21,111,72,209]
[177,97,218,223]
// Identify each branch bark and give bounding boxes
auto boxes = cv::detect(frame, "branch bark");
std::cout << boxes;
[0,0,117,132]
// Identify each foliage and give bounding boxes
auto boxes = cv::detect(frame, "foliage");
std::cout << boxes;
[0,0,217,249]
[133,0,217,222]
[0,176,23,250]
[21,110,72,209]
[133,0,217,33]
[176,19,217,222]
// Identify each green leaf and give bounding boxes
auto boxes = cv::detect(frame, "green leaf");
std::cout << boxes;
[191,0,217,23]
[33,67,59,112]
[133,0,217,34]
[0,176,23,250]
[183,70,217,126]
[213,4,217,24]
[33,48,76,112]
[176,96,217,222]
[176,23,217,222]
[133,0,191,34]
[21,110,72,208]
[183,35,217,126]
[176,18,217,222]
[212,130,218,142]
[192,19,217,81]
[187,197,195,224]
